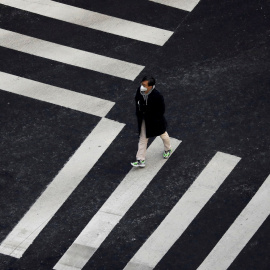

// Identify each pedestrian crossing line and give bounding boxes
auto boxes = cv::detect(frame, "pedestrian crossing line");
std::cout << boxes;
[197,174,270,270]
[0,118,125,259]
[0,0,173,46]
[53,138,181,270]
[124,152,241,270]
[0,72,115,117]
[150,0,200,12]
[0,28,144,81]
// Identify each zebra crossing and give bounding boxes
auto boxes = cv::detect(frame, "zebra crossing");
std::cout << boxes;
[0,29,144,80]
[197,174,270,270]
[124,152,241,270]
[0,72,114,117]
[54,138,181,270]
[0,0,269,269]
[0,118,125,259]
[0,0,173,46]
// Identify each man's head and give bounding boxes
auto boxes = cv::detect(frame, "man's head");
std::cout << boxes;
[141,76,155,93]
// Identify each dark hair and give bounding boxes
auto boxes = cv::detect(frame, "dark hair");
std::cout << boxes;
[141,76,155,87]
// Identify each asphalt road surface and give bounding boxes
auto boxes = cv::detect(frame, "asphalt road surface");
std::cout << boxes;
[0,0,270,269]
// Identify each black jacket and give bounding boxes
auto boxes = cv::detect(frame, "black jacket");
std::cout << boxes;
[135,87,167,138]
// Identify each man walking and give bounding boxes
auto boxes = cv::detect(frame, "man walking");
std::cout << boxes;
[131,76,172,168]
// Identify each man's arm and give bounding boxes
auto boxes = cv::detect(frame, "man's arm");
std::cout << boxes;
[135,88,140,116]
[157,93,165,116]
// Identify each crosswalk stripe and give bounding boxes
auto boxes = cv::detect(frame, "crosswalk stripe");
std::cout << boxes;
[197,174,270,270]
[0,0,173,46]
[150,0,200,12]
[0,28,144,81]
[0,72,114,117]
[53,137,181,270]
[124,152,241,270]
[0,118,125,258]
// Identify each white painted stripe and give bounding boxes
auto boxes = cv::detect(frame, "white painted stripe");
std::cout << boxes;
[0,28,144,81]
[197,174,270,270]
[0,118,125,258]
[124,152,241,270]
[150,0,200,12]
[54,138,181,270]
[0,0,173,46]
[0,72,114,117]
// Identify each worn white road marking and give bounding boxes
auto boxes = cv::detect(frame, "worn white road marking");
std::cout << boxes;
[124,152,241,270]
[0,28,144,81]
[197,174,270,270]
[0,0,173,46]
[150,0,200,12]
[0,118,125,258]
[0,72,114,117]
[54,138,181,270]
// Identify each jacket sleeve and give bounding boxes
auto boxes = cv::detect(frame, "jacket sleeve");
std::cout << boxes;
[157,93,165,116]
[135,88,140,116]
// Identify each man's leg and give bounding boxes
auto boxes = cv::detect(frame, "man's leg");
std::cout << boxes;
[136,120,148,161]
[160,131,172,159]
[160,131,171,151]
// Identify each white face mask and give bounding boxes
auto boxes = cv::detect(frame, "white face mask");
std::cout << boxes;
[140,85,148,92]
